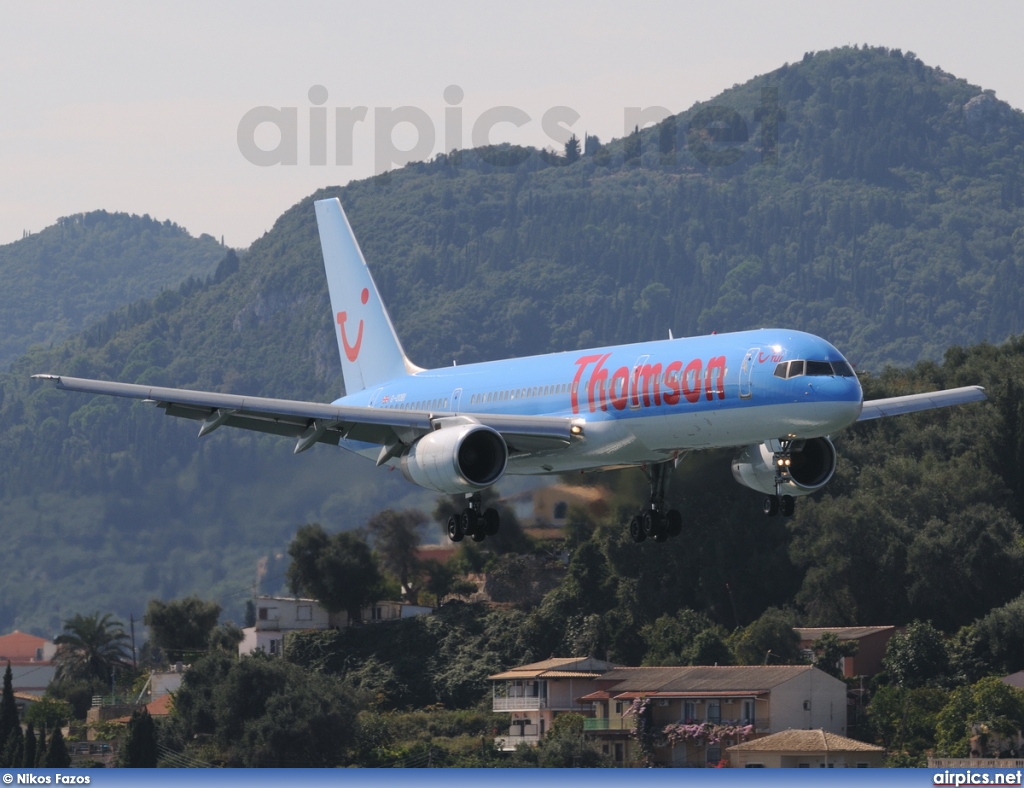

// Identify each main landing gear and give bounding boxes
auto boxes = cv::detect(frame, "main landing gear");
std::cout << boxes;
[447,493,500,543]
[763,439,797,518]
[628,460,684,544]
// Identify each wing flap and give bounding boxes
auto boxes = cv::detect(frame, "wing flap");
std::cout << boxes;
[857,385,987,421]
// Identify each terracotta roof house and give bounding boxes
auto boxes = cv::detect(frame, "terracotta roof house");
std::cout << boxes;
[579,665,849,767]
[726,728,886,768]
[0,630,56,663]
[488,657,619,751]
[795,626,898,678]
[0,630,57,695]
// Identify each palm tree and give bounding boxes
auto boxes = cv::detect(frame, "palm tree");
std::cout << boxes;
[53,612,132,686]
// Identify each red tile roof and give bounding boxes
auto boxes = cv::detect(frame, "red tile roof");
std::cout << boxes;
[0,631,51,663]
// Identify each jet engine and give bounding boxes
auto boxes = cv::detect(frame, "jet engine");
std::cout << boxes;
[400,423,508,494]
[730,436,837,496]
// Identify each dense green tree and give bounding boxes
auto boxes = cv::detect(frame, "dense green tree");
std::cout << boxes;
[53,612,133,687]
[23,697,72,731]
[810,632,858,679]
[423,560,474,606]
[867,685,949,766]
[730,607,803,665]
[953,594,1024,680]
[117,706,158,767]
[43,725,70,768]
[167,651,360,767]
[287,524,382,623]
[882,620,950,688]
[144,596,222,663]
[534,712,606,767]
[208,623,245,654]
[367,509,425,604]
[641,609,732,666]
[936,678,1024,757]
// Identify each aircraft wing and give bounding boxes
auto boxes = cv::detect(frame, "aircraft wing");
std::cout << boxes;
[857,385,987,421]
[31,375,576,455]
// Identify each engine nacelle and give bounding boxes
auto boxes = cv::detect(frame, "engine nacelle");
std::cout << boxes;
[400,423,508,494]
[730,436,837,497]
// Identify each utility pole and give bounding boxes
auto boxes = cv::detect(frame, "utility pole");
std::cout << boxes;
[130,613,138,670]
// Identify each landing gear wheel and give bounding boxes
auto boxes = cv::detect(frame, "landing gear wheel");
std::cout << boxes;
[447,515,464,542]
[763,496,779,517]
[780,495,795,517]
[471,531,486,542]
[642,510,662,537]
[665,510,682,537]
[629,515,646,543]
[461,509,480,539]
[482,508,500,535]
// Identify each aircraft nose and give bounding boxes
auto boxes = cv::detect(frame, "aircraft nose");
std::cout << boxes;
[805,375,863,429]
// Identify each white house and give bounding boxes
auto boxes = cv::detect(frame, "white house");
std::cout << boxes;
[239,596,431,657]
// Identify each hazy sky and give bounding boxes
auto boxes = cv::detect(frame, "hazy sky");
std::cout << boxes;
[2,0,1021,249]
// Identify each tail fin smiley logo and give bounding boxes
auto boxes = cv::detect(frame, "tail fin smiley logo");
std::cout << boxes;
[337,288,369,362]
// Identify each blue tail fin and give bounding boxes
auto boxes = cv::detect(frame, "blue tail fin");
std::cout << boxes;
[314,198,422,393]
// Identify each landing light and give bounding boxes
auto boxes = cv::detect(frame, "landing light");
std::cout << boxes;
[570,425,584,436]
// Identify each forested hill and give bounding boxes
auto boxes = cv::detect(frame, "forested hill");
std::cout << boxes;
[0,211,227,370]
[2,45,1024,634]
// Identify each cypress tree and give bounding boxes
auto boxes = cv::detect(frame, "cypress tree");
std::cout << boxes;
[36,726,46,767]
[43,725,70,768]
[1,726,23,769]
[23,722,36,768]
[0,662,17,754]
[117,707,158,767]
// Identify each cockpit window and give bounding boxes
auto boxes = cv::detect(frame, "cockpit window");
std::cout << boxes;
[774,359,857,379]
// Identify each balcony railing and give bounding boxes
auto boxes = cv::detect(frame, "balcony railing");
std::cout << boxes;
[495,733,542,750]
[493,697,547,711]
[583,717,631,731]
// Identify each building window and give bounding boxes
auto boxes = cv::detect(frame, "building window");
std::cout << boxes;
[745,764,765,768]
[707,700,721,723]
[269,639,281,655]
[296,605,312,621]
[614,743,624,763]
[706,747,721,765]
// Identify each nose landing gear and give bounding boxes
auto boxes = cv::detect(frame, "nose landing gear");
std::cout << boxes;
[763,440,797,518]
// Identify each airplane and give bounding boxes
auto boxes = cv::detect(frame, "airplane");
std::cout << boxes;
[34,197,988,545]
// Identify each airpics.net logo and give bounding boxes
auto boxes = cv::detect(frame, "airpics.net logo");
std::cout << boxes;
[933,769,1024,786]
[236,84,783,173]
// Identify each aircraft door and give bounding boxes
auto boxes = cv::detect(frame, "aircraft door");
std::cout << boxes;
[368,387,384,407]
[630,355,650,410]
[451,387,463,413]
[740,349,758,399]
